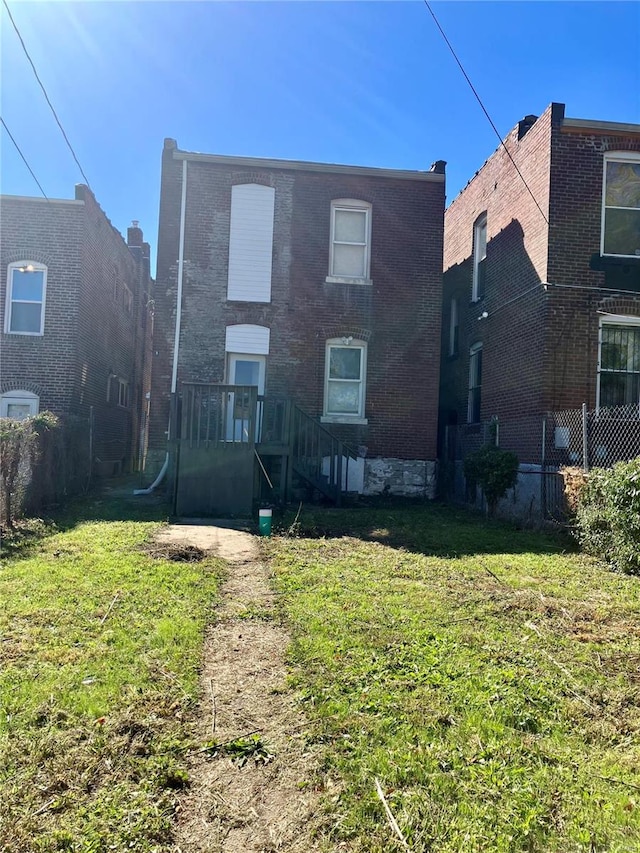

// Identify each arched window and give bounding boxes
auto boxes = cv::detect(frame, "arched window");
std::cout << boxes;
[328,200,372,283]
[5,261,47,335]
[0,390,39,420]
[323,337,368,422]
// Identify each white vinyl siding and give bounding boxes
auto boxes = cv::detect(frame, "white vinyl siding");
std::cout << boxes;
[227,184,275,302]
[225,324,270,355]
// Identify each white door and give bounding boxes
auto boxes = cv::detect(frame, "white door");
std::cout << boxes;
[226,354,265,441]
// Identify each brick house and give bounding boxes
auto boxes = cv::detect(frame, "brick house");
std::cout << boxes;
[149,140,445,512]
[0,186,153,474]
[440,103,640,479]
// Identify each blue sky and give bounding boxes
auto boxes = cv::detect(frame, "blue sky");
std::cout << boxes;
[2,1,639,271]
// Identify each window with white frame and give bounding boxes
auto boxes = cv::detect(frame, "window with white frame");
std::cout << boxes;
[449,296,459,357]
[117,379,130,408]
[472,214,487,302]
[328,200,372,282]
[5,261,47,335]
[0,390,39,420]
[597,316,640,410]
[323,338,367,421]
[467,343,483,423]
[601,153,640,258]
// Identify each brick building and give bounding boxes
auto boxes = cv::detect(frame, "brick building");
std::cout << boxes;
[0,186,153,474]
[149,140,445,506]
[440,103,640,468]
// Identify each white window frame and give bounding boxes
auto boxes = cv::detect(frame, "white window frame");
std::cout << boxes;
[0,389,39,419]
[326,200,372,285]
[467,342,483,424]
[4,261,47,336]
[601,152,640,259]
[472,214,487,302]
[448,296,459,357]
[322,337,368,424]
[596,314,640,414]
[117,379,130,408]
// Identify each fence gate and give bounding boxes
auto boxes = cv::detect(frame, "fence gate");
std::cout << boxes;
[174,384,257,517]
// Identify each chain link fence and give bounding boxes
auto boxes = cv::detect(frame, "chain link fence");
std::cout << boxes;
[442,404,640,521]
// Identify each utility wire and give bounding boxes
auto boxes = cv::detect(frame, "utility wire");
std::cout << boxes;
[1,115,49,199]
[2,0,92,190]
[423,1,550,226]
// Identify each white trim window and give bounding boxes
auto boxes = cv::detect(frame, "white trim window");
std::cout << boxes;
[0,390,39,420]
[5,261,47,335]
[601,153,640,258]
[597,315,640,410]
[117,379,130,408]
[472,214,487,302]
[327,200,372,284]
[323,337,367,422]
[467,342,483,423]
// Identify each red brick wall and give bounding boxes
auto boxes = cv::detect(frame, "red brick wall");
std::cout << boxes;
[441,104,557,433]
[150,145,445,463]
[0,190,152,469]
[0,196,83,413]
[544,124,640,411]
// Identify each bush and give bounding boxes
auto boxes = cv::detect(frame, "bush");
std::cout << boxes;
[0,412,90,528]
[559,466,589,515]
[463,445,519,517]
[575,457,640,574]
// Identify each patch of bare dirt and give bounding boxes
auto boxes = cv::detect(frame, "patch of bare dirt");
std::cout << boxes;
[155,525,321,853]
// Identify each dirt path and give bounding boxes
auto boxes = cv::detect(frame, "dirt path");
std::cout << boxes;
[157,524,320,853]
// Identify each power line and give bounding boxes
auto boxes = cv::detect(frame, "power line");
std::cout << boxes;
[2,0,92,190]
[423,1,550,226]
[0,115,49,199]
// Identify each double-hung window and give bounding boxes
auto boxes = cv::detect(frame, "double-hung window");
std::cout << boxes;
[328,200,372,283]
[468,342,483,423]
[472,214,487,302]
[597,316,640,411]
[601,153,640,258]
[5,262,47,335]
[323,338,367,421]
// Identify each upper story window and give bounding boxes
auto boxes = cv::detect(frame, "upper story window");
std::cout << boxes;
[0,389,39,419]
[227,183,275,303]
[597,315,640,411]
[322,337,368,423]
[448,296,459,357]
[4,261,47,335]
[472,214,487,302]
[602,154,640,258]
[327,200,372,284]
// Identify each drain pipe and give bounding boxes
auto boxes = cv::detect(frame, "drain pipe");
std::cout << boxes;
[135,157,188,495]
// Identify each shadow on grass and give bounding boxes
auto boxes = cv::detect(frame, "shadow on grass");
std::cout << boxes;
[273,497,574,559]
[1,475,171,561]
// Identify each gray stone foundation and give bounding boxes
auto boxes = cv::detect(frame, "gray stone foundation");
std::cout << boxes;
[363,458,437,499]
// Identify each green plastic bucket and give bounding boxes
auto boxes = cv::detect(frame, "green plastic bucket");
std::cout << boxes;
[258,508,272,536]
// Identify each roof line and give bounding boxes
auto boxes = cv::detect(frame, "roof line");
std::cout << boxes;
[171,149,445,182]
[0,194,85,205]
[563,117,640,135]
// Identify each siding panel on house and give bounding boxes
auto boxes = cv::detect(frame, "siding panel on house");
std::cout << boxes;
[225,324,270,355]
[227,184,275,303]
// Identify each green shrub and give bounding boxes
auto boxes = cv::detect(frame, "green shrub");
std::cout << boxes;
[576,457,640,574]
[463,445,519,517]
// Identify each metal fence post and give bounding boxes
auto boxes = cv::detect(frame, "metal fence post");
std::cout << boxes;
[582,403,589,472]
[541,416,547,518]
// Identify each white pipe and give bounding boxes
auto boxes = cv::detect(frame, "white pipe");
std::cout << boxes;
[135,159,188,496]
[171,158,188,397]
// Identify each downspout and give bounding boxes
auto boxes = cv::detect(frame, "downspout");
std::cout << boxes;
[135,157,188,495]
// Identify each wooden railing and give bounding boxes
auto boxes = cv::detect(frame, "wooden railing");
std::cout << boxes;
[178,384,360,505]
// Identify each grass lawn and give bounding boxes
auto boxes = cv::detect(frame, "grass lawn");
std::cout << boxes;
[0,494,222,852]
[267,503,640,852]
